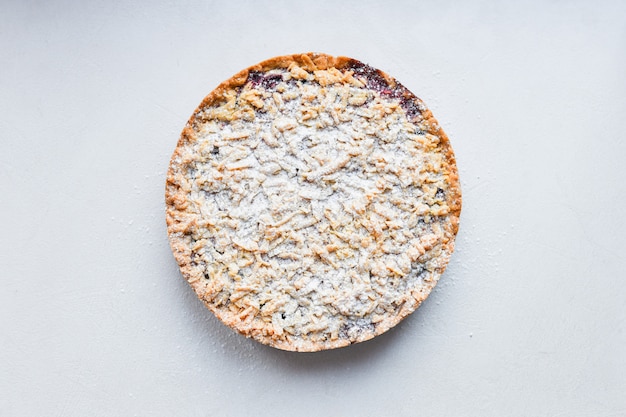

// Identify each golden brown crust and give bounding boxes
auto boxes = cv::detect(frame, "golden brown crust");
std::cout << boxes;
[166,53,461,352]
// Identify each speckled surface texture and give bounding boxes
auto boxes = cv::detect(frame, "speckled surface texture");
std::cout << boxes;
[1,0,625,415]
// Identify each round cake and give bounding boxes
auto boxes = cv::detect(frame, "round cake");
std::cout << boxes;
[166,53,461,352]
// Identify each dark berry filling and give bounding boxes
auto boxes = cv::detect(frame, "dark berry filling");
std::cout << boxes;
[347,60,424,120]
[247,71,283,89]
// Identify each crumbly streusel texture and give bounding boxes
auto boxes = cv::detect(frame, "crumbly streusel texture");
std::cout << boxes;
[166,53,461,351]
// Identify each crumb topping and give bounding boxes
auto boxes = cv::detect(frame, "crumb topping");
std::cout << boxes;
[166,55,460,351]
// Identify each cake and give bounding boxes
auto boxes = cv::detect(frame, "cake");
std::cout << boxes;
[166,53,461,351]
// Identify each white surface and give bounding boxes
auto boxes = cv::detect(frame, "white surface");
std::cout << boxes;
[1,1,625,415]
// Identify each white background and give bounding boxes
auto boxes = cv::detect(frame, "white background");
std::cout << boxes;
[2,1,625,415]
